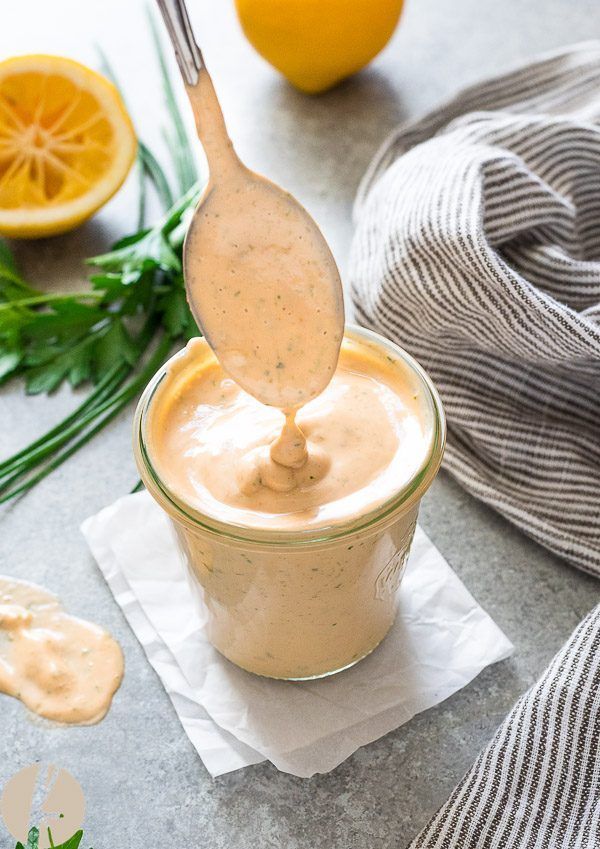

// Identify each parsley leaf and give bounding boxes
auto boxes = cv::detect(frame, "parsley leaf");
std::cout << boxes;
[0,13,203,503]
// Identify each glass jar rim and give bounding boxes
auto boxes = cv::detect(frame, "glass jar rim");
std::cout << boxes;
[133,324,446,547]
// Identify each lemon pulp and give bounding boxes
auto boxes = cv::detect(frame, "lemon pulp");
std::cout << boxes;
[0,55,136,238]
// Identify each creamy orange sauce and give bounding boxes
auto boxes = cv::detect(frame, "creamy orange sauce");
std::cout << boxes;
[0,577,123,724]
[183,71,344,474]
[178,504,419,679]
[142,333,435,678]
[148,335,432,531]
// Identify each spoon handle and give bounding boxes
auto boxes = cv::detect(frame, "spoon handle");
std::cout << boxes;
[155,0,240,180]
[155,0,204,86]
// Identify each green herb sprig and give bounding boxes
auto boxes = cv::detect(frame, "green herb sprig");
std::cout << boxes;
[0,19,202,503]
[16,825,91,849]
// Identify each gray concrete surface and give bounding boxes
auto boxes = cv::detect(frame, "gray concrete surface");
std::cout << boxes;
[1,1,599,846]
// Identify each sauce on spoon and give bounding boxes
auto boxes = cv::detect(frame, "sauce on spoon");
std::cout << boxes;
[182,71,344,488]
[184,73,344,409]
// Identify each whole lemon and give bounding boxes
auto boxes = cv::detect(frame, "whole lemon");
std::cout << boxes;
[235,0,404,94]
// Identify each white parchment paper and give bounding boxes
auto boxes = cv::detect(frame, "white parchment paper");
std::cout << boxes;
[82,492,513,777]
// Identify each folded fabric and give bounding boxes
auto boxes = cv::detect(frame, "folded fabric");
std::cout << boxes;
[351,42,600,577]
[408,603,600,849]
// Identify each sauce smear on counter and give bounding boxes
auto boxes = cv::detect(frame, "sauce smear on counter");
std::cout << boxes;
[0,577,123,724]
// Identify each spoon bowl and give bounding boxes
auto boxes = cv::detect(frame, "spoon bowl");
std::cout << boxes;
[185,163,344,409]
[156,0,345,410]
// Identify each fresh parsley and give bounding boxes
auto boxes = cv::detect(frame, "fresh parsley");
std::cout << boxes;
[15,826,91,849]
[0,18,202,503]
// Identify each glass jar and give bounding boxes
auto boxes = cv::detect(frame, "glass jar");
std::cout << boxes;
[133,326,445,680]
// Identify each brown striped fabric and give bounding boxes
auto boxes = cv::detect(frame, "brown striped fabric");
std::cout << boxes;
[351,42,600,577]
[408,604,600,848]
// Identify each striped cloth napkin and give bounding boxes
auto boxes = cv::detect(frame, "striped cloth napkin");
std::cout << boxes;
[351,42,600,578]
[409,603,600,848]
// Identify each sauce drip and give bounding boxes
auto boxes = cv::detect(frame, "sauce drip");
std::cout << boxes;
[182,71,344,489]
[0,577,123,725]
[149,338,431,530]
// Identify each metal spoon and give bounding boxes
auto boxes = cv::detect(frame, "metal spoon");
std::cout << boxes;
[155,0,344,411]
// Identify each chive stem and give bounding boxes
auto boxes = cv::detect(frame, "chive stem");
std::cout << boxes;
[0,365,128,477]
[0,292,104,310]
[0,335,172,503]
[139,142,175,210]
[0,315,158,476]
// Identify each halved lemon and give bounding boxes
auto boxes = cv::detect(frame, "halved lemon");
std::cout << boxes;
[0,55,137,238]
